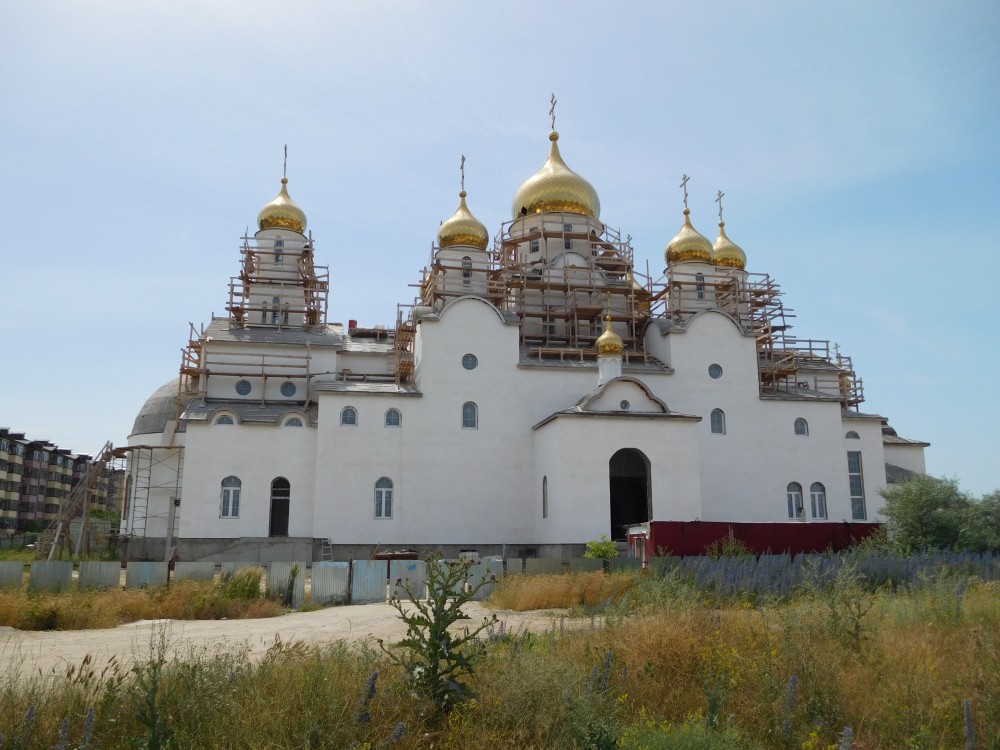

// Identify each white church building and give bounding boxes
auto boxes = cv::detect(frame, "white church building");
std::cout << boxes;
[122,125,928,562]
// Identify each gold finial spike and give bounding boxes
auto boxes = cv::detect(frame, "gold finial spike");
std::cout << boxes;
[716,190,725,224]
[680,174,690,211]
[283,144,288,180]
[460,154,466,193]
[549,93,558,131]
[606,291,612,319]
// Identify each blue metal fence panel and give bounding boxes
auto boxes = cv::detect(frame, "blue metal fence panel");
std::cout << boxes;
[351,560,388,604]
[266,562,306,607]
[525,558,565,575]
[568,558,604,573]
[469,558,503,601]
[29,561,73,591]
[125,562,168,589]
[311,562,350,605]
[0,561,24,589]
[389,560,427,600]
[78,561,121,589]
[609,558,643,573]
[174,562,217,582]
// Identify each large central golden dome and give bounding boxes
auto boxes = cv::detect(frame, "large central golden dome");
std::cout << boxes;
[258,177,307,234]
[511,132,600,220]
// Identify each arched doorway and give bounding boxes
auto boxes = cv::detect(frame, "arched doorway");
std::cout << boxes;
[608,448,650,540]
[269,477,290,537]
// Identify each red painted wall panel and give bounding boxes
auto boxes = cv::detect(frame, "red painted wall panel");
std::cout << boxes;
[646,521,881,557]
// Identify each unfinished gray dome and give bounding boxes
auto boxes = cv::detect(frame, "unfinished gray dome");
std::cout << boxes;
[131,378,182,437]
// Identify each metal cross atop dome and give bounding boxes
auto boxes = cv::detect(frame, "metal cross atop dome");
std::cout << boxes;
[460,154,466,193]
[716,190,725,223]
[549,93,557,131]
[680,174,690,210]
[283,144,288,179]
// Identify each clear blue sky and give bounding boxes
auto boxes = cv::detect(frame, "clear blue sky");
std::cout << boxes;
[2,1,998,495]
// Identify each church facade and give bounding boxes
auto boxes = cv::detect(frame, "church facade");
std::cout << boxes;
[123,126,928,562]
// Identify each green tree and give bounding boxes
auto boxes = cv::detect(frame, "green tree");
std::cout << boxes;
[583,535,619,561]
[960,490,1000,552]
[879,476,971,553]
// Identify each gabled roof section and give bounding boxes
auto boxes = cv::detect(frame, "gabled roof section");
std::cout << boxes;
[577,376,669,413]
[533,376,700,430]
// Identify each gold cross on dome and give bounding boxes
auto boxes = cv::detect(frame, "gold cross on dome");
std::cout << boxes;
[460,154,466,192]
[549,93,557,131]
[716,190,725,223]
[680,174,690,210]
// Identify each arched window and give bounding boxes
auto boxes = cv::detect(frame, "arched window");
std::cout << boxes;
[385,408,402,427]
[542,475,548,519]
[220,476,241,518]
[794,418,809,436]
[845,431,860,439]
[810,482,827,519]
[274,238,284,263]
[271,296,280,325]
[696,272,705,300]
[341,406,358,426]
[710,408,726,434]
[270,477,290,537]
[374,477,393,518]
[462,401,478,429]
[787,482,804,520]
[462,256,472,286]
[284,417,303,427]
[215,415,235,425]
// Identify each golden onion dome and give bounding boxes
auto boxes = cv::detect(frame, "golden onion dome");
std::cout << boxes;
[437,191,489,250]
[511,131,600,219]
[713,221,747,270]
[665,209,713,265]
[595,314,624,356]
[258,177,307,234]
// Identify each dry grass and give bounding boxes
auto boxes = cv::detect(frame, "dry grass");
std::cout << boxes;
[488,571,636,611]
[0,570,997,748]
[0,569,285,630]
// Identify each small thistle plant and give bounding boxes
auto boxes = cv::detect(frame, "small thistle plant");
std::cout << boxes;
[379,554,496,716]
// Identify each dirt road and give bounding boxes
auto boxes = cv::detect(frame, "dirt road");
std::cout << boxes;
[0,603,567,679]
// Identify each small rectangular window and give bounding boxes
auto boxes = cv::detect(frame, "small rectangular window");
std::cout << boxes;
[274,238,284,263]
[530,239,540,253]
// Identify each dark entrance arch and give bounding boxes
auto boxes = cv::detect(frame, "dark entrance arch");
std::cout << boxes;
[269,477,290,537]
[608,448,650,540]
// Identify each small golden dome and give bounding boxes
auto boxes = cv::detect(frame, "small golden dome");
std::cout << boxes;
[511,131,600,219]
[438,191,489,250]
[258,177,307,234]
[713,221,746,270]
[595,314,624,356]
[665,209,713,265]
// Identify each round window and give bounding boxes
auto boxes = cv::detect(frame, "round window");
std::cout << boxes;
[708,364,723,379]
[462,353,478,370]
[619,400,630,411]
[284,417,303,427]
[280,381,297,397]
[235,380,252,396]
